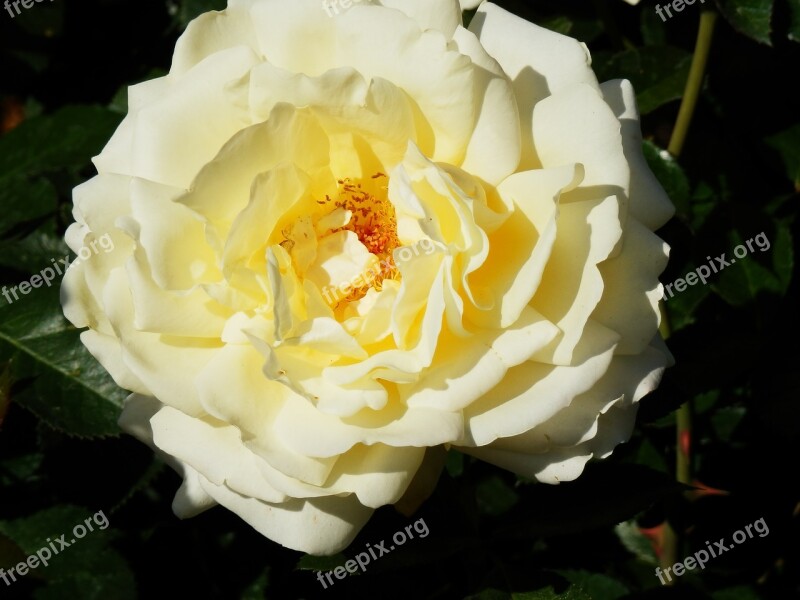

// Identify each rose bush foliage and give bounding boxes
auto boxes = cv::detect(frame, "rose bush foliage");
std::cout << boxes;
[61,0,673,554]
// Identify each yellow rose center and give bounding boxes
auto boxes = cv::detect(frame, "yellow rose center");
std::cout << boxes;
[284,173,402,307]
[326,174,398,256]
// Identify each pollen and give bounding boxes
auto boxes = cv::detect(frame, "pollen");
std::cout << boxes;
[317,173,401,303]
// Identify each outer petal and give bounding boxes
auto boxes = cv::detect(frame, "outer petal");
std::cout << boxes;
[103,268,218,417]
[95,46,258,187]
[592,219,670,355]
[461,338,618,447]
[118,395,218,518]
[533,83,629,195]
[460,341,669,482]
[171,3,260,75]
[62,173,136,333]
[79,330,148,396]
[600,79,675,230]
[197,477,373,556]
[137,361,374,556]
[469,2,599,169]
[150,406,288,504]
[468,2,598,98]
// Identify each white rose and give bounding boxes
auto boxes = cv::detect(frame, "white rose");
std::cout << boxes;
[62,0,674,555]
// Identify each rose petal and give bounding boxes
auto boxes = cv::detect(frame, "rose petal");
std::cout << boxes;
[469,2,599,169]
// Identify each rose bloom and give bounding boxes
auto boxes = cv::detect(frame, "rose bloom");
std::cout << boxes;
[62,0,673,555]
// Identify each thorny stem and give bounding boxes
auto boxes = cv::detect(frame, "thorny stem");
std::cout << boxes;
[659,10,717,581]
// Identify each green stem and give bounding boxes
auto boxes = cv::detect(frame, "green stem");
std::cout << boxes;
[668,11,718,158]
[660,399,692,583]
[658,13,717,581]
[658,305,679,582]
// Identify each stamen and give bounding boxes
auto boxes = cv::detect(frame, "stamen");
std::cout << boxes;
[316,173,400,303]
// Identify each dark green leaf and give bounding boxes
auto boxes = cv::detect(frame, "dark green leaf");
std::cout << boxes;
[663,277,711,331]
[539,16,573,35]
[0,452,43,487]
[695,389,722,415]
[789,0,800,41]
[476,475,519,516]
[0,175,57,237]
[0,226,69,274]
[771,219,794,290]
[688,181,719,231]
[717,0,774,45]
[0,106,122,179]
[553,570,629,600]
[0,285,126,438]
[593,47,691,114]
[361,534,473,573]
[12,0,65,38]
[711,406,747,441]
[765,122,800,188]
[108,69,168,116]
[511,586,591,600]
[466,586,593,600]
[295,553,347,571]
[538,15,604,43]
[8,49,51,74]
[446,448,465,477]
[467,590,510,600]
[631,437,669,473]
[712,586,763,600]
[643,140,691,216]
[0,533,26,573]
[614,521,659,565]
[240,569,270,599]
[0,506,134,600]
[108,86,129,116]
[640,5,667,46]
[712,223,792,305]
